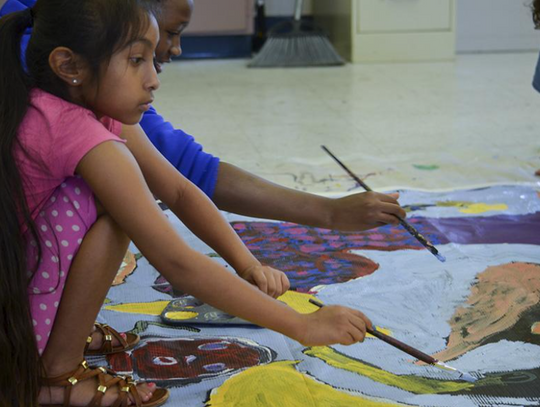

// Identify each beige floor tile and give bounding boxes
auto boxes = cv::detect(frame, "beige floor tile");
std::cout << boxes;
[153,53,540,193]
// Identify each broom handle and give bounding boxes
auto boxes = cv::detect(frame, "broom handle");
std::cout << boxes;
[294,0,303,21]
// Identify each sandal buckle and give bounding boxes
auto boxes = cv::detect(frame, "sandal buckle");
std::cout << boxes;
[81,360,89,369]
[98,385,107,393]
[86,336,93,344]
[68,377,78,386]
[121,386,130,393]
[105,335,113,342]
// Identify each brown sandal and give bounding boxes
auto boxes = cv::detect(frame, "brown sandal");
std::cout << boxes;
[41,360,169,407]
[85,323,140,356]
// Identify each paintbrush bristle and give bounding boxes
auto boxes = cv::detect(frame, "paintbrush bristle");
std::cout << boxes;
[435,361,477,382]
[459,371,477,383]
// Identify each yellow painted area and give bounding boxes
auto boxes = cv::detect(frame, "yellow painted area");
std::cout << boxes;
[104,300,170,316]
[458,203,508,214]
[164,311,198,320]
[532,322,540,335]
[437,201,507,214]
[304,347,475,394]
[280,293,391,338]
[206,361,404,407]
[277,291,321,313]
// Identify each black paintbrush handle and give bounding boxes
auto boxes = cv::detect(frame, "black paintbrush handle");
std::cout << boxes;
[321,145,439,256]
[308,298,437,365]
[396,218,438,255]
[321,145,372,191]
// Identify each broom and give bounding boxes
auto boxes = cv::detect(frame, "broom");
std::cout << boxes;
[248,0,345,68]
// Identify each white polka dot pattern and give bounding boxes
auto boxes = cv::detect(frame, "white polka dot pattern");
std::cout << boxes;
[27,177,96,355]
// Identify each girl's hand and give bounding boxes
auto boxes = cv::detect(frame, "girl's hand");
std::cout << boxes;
[295,305,373,346]
[237,264,291,298]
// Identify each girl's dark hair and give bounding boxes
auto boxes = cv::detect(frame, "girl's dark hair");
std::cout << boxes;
[533,0,540,28]
[0,1,153,405]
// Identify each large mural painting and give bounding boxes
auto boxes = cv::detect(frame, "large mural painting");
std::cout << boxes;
[94,185,540,406]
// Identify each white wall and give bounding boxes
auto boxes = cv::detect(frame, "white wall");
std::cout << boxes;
[267,0,540,53]
[264,0,313,16]
[456,0,540,52]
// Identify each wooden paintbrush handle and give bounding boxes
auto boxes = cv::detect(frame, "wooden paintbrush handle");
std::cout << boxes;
[367,328,437,364]
[309,298,437,365]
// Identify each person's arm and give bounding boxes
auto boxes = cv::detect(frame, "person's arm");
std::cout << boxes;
[140,106,219,198]
[213,162,406,231]
[76,140,372,347]
[140,108,405,230]
[122,124,288,298]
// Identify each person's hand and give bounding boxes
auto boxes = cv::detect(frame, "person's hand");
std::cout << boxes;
[295,305,372,346]
[237,263,291,298]
[328,192,406,231]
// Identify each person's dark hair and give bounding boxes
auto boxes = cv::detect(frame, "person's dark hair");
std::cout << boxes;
[0,0,154,405]
[532,0,540,28]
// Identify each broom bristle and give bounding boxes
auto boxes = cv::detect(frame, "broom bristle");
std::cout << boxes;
[249,33,345,68]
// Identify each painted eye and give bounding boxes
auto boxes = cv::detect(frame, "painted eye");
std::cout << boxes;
[198,341,229,351]
[152,356,178,366]
[203,363,226,373]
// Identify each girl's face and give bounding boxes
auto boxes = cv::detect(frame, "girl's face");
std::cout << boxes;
[154,0,193,74]
[89,14,160,124]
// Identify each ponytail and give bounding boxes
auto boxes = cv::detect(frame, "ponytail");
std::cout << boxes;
[0,9,43,407]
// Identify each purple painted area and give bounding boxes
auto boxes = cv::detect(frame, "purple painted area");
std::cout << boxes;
[421,213,540,245]
[151,212,539,296]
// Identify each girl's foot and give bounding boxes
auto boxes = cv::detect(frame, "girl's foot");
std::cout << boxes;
[85,323,140,355]
[39,361,168,406]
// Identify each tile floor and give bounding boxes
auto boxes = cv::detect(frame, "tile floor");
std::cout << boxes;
[153,52,540,194]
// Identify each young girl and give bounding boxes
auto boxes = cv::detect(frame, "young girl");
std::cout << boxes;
[0,1,372,406]
[0,0,403,358]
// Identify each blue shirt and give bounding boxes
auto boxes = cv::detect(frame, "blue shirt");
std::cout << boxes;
[0,0,220,198]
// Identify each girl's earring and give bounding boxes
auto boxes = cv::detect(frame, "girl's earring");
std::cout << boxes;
[72,79,78,84]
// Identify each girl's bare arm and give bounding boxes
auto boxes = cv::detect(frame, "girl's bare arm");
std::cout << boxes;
[76,140,371,347]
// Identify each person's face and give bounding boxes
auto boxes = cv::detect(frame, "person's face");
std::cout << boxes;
[154,0,193,74]
[89,14,160,124]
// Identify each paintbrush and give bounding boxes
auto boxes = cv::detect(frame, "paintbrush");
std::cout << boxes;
[309,298,476,382]
[321,145,446,263]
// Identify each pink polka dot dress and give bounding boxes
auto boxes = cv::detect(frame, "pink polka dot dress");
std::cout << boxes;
[14,89,125,354]
[26,177,97,354]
